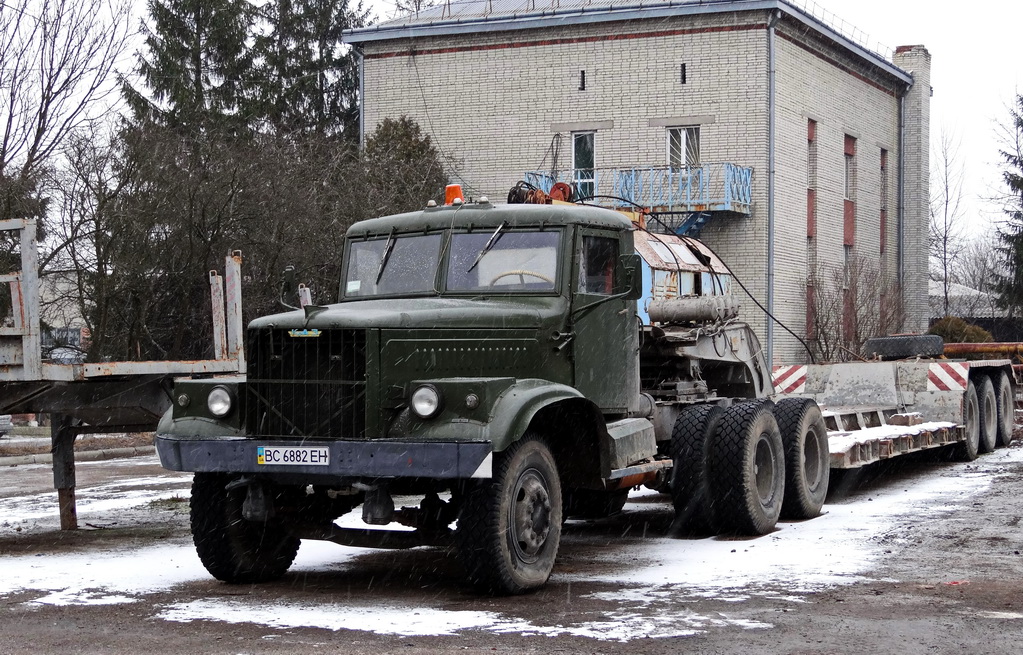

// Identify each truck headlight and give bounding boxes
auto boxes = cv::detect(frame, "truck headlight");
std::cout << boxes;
[207,386,233,417]
[411,385,442,419]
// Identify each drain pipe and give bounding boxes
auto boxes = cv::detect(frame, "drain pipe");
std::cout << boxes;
[766,9,780,366]
[896,82,909,288]
[355,45,366,149]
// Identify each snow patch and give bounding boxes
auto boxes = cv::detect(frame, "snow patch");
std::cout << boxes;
[156,597,770,641]
[1,448,1022,642]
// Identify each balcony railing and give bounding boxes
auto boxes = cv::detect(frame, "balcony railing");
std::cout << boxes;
[524,163,753,215]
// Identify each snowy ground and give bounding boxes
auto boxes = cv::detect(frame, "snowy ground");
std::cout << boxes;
[2,447,1023,653]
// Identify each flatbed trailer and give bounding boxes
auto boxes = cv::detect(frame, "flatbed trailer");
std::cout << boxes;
[774,358,1015,470]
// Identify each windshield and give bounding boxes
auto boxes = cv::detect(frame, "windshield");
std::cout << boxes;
[447,230,560,292]
[344,233,442,297]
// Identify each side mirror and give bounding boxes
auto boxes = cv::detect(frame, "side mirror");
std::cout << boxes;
[618,253,643,300]
[279,265,300,309]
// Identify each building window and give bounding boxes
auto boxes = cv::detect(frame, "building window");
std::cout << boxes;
[844,134,856,247]
[572,131,595,200]
[667,126,700,168]
[880,148,888,254]
[807,119,817,238]
[806,119,818,341]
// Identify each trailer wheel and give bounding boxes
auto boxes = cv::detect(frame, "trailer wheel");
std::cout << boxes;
[976,376,998,454]
[190,473,300,584]
[669,404,724,534]
[564,488,629,519]
[775,398,830,520]
[708,401,785,535]
[457,435,562,594]
[993,371,1015,447]
[952,381,981,461]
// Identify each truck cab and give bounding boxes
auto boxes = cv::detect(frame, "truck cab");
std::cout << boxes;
[156,196,784,595]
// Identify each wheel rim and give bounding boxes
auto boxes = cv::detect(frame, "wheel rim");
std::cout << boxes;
[984,390,997,436]
[754,434,777,504]
[966,390,979,448]
[803,426,823,489]
[510,467,552,563]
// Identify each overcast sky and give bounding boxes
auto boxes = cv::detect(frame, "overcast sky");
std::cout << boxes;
[362,0,1023,238]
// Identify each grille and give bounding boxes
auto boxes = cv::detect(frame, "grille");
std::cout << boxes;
[245,328,367,439]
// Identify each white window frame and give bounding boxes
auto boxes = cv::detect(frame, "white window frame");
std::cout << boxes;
[667,126,700,168]
[572,131,596,199]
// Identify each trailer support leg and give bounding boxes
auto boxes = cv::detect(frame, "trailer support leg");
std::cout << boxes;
[51,413,78,531]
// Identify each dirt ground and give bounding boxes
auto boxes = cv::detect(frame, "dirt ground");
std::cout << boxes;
[1,442,1023,654]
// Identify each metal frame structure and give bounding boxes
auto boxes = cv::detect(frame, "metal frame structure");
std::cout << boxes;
[0,218,245,529]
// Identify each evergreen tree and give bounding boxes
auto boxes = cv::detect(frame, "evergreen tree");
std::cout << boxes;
[124,0,253,134]
[994,95,1023,315]
[248,0,369,137]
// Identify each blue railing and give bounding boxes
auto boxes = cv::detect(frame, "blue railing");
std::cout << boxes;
[524,163,753,214]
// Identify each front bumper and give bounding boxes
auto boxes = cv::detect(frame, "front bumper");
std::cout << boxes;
[155,434,493,479]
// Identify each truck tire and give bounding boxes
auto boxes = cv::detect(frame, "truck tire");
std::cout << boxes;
[190,473,300,584]
[952,381,981,462]
[993,371,1015,447]
[976,376,998,454]
[669,404,724,534]
[707,401,785,535]
[457,435,562,594]
[564,488,629,520]
[775,398,830,520]
[862,334,944,360]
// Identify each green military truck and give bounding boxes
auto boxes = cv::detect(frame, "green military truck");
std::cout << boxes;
[155,195,834,594]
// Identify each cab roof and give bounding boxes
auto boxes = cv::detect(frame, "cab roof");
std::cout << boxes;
[346,201,635,238]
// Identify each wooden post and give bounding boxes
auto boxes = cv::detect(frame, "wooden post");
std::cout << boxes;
[50,413,78,530]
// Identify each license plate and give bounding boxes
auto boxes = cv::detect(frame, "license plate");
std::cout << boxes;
[257,446,330,466]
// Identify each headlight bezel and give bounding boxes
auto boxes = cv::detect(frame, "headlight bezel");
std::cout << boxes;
[207,385,234,418]
[410,384,443,419]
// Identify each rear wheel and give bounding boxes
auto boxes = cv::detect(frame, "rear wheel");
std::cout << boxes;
[707,401,785,535]
[457,435,562,594]
[952,381,980,461]
[669,404,724,534]
[977,376,998,454]
[190,473,300,584]
[993,371,1015,447]
[775,398,830,520]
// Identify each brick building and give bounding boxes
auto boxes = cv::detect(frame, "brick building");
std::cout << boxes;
[343,0,930,364]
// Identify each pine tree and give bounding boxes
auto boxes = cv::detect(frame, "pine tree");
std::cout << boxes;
[994,95,1023,315]
[248,0,369,137]
[124,0,253,134]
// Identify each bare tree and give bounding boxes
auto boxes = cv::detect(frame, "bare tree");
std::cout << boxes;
[929,128,968,316]
[809,256,904,362]
[393,0,438,17]
[0,0,132,222]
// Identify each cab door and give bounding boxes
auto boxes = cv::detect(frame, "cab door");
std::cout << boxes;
[569,228,635,412]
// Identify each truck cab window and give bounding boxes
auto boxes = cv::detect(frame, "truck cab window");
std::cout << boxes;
[579,235,616,295]
[344,233,442,297]
[447,230,560,292]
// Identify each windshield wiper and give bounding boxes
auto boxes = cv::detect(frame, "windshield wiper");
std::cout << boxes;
[375,230,397,284]
[467,221,508,273]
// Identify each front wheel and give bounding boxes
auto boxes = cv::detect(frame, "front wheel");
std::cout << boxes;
[190,473,300,584]
[457,436,563,594]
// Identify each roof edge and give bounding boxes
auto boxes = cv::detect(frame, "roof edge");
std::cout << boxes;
[343,0,912,84]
